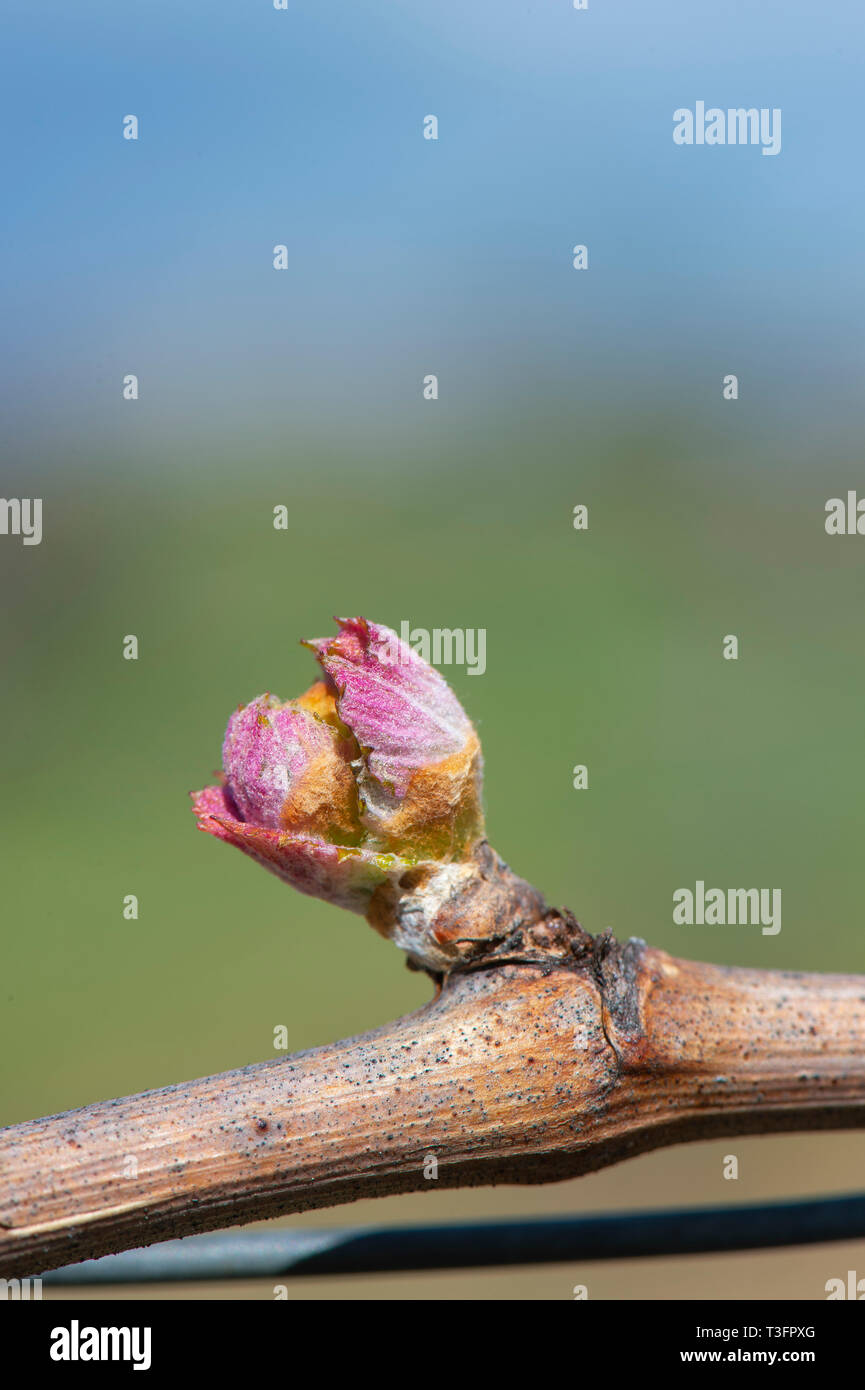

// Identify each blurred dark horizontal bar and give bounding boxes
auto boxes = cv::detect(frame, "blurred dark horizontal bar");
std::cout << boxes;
[42,1192,865,1284]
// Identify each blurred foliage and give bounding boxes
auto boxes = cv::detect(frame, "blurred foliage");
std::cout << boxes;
[3,432,863,1125]
[2,432,864,1302]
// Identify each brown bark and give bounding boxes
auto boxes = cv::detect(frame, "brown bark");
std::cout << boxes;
[1,922,864,1278]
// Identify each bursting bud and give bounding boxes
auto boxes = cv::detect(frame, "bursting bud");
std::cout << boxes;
[192,618,518,972]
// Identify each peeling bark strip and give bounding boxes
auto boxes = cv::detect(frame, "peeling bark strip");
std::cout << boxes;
[1,928,864,1278]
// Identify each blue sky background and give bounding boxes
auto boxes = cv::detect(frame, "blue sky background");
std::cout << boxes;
[3,0,864,475]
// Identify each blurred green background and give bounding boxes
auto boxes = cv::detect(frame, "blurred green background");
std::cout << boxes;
[3,426,865,1299]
